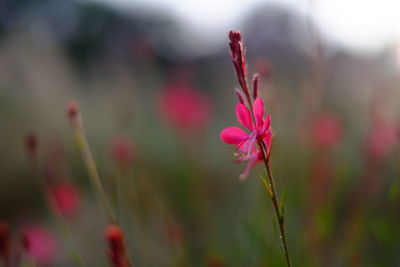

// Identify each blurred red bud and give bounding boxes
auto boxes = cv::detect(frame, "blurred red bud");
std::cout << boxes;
[66,101,79,124]
[105,225,129,267]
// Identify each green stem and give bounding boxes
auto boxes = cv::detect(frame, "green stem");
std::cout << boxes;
[242,73,291,266]
[69,113,134,267]
[72,124,116,223]
[258,140,291,267]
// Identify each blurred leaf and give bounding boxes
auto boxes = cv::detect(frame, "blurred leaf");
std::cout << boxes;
[316,207,333,239]
[389,179,399,202]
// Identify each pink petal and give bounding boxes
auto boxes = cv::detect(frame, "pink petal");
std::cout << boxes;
[235,104,253,130]
[22,226,57,264]
[264,114,271,129]
[263,130,273,149]
[239,154,258,180]
[220,127,248,144]
[253,98,265,125]
[258,114,271,135]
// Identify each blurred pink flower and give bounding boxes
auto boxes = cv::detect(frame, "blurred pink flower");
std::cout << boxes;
[22,226,57,264]
[48,182,80,217]
[109,136,134,168]
[220,98,272,179]
[311,113,343,149]
[366,119,398,161]
[159,83,212,132]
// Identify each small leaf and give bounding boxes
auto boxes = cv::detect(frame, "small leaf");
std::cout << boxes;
[260,175,273,199]
[279,186,287,218]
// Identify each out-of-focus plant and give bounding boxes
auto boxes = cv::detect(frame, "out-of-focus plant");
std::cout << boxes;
[66,102,133,267]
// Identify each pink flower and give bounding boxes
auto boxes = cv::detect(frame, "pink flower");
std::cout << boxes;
[366,119,398,161]
[159,83,212,132]
[220,98,272,179]
[48,182,80,217]
[21,226,57,264]
[311,113,343,149]
[109,136,134,168]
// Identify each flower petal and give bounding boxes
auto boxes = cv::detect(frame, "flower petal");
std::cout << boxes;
[253,98,265,126]
[239,154,258,180]
[264,114,271,129]
[235,104,253,130]
[263,130,273,150]
[220,127,248,144]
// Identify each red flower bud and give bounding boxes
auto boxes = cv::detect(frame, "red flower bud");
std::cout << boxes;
[66,101,79,124]
[228,30,249,97]
[235,88,245,105]
[252,73,259,100]
[105,225,129,267]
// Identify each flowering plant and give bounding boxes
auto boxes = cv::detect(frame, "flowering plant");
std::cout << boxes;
[220,30,291,266]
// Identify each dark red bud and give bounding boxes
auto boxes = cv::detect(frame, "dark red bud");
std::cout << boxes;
[252,73,259,100]
[66,102,79,123]
[228,30,249,97]
[105,225,128,267]
[25,132,38,159]
[235,89,245,105]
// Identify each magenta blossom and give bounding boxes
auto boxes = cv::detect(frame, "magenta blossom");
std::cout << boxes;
[311,112,342,149]
[366,119,398,161]
[159,83,212,132]
[220,97,272,179]
[48,181,80,217]
[22,226,57,264]
[109,136,134,169]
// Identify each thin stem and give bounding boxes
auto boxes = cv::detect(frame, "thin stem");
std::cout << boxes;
[72,124,116,223]
[258,140,291,267]
[69,111,134,267]
[52,210,87,267]
[27,154,87,266]
[238,55,291,267]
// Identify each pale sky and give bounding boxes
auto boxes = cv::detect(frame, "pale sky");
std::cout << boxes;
[87,0,400,54]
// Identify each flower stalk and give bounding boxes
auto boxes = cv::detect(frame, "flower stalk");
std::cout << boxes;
[222,30,291,266]
[66,102,134,267]
[23,133,87,267]
[66,102,116,223]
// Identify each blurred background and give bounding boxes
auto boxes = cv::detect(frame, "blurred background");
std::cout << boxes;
[1,0,400,266]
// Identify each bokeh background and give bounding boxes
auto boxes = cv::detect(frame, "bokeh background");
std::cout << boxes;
[1,0,400,266]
